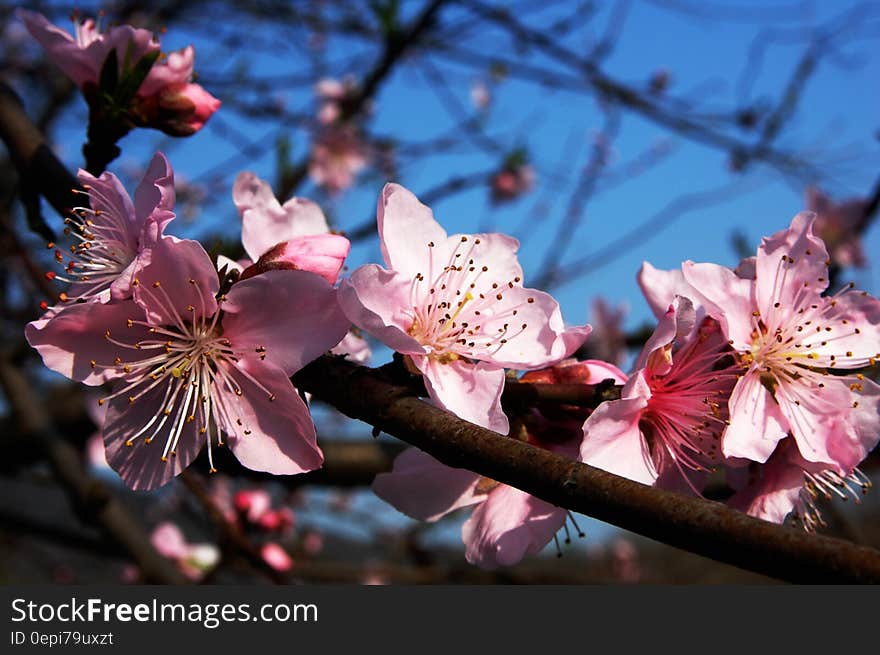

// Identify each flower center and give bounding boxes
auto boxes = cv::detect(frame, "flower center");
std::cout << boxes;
[406,235,532,361]
[93,276,274,474]
[46,187,137,302]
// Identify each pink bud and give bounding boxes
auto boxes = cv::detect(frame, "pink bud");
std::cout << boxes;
[240,233,350,285]
[261,542,293,572]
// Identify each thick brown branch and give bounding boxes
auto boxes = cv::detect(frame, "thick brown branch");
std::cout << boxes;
[293,355,880,584]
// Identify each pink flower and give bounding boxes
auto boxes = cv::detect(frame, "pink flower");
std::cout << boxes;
[261,542,293,572]
[151,522,219,581]
[726,438,873,531]
[48,152,176,305]
[581,297,738,489]
[234,489,273,524]
[232,172,350,285]
[374,359,613,569]
[308,126,370,194]
[18,9,159,90]
[374,446,569,569]
[314,76,359,125]
[470,80,491,110]
[806,186,868,268]
[26,236,350,490]
[18,10,219,136]
[682,212,880,472]
[330,330,372,364]
[339,183,591,433]
[490,164,535,204]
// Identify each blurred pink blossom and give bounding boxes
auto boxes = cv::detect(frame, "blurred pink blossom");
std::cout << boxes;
[308,126,370,194]
[805,186,868,268]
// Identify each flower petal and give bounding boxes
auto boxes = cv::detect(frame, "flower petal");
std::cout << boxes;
[755,212,830,320]
[337,264,426,355]
[682,261,754,349]
[222,359,323,475]
[132,235,219,325]
[241,233,350,285]
[133,151,175,230]
[103,379,203,490]
[580,393,656,485]
[234,172,330,260]
[722,373,788,463]
[377,183,448,279]
[25,300,147,385]
[222,269,350,376]
[415,356,509,434]
[372,448,484,521]
[461,484,566,569]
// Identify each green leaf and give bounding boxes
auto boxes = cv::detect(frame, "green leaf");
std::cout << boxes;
[98,49,119,96]
[116,50,161,106]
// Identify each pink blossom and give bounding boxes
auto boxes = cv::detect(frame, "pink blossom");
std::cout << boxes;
[232,172,350,284]
[47,152,175,305]
[470,80,491,110]
[18,9,159,90]
[726,438,873,531]
[151,522,219,580]
[314,76,359,125]
[26,236,350,490]
[374,446,571,569]
[234,489,273,524]
[682,212,880,472]
[261,542,293,571]
[18,10,219,136]
[374,360,614,569]
[490,164,535,204]
[805,186,868,268]
[581,297,738,489]
[330,330,372,364]
[308,126,370,194]
[339,183,590,433]
[301,529,325,556]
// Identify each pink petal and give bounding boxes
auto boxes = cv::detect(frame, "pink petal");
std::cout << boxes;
[337,264,426,355]
[727,455,804,524]
[133,151,175,230]
[809,288,880,367]
[261,542,293,572]
[151,522,190,559]
[755,212,830,321]
[580,392,656,486]
[138,45,193,97]
[461,484,567,569]
[233,172,329,260]
[415,356,509,434]
[25,300,148,385]
[330,331,372,364]
[682,261,755,349]
[77,167,138,253]
[377,183,448,279]
[132,235,219,326]
[635,296,695,374]
[470,287,590,369]
[372,448,485,522]
[637,261,695,319]
[722,373,789,463]
[222,269,350,376]
[103,379,204,490]
[17,9,99,86]
[241,233,350,285]
[222,358,323,475]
